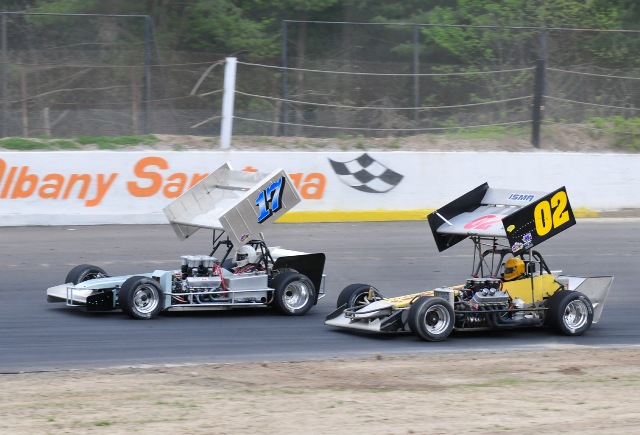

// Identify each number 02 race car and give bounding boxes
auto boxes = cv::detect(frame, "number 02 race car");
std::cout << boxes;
[325,183,613,341]
[47,163,326,319]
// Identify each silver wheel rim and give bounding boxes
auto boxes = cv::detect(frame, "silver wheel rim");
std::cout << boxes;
[424,305,451,335]
[563,300,589,331]
[132,284,160,314]
[283,280,311,311]
[81,270,104,281]
[353,291,379,308]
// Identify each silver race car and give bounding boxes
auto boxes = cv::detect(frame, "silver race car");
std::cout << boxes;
[325,183,613,341]
[47,163,325,319]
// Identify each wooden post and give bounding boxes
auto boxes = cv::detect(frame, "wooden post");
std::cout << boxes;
[21,70,28,137]
[531,59,545,148]
[43,107,51,136]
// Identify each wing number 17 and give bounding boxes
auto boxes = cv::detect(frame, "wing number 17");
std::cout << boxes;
[255,176,285,223]
[533,190,570,236]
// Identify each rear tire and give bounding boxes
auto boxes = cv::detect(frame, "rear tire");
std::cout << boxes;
[336,283,384,309]
[65,264,108,284]
[408,297,454,342]
[271,272,315,316]
[546,290,593,336]
[118,276,164,320]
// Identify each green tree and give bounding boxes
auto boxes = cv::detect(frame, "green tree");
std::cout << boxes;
[2,0,39,11]
[424,0,636,67]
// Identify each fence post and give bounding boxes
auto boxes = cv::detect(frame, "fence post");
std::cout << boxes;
[280,20,289,136]
[220,57,237,150]
[1,13,7,138]
[143,15,151,134]
[413,25,420,124]
[531,59,545,148]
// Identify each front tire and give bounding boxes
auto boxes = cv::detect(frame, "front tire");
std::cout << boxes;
[336,283,384,309]
[65,264,108,285]
[118,276,164,320]
[271,272,315,316]
[408,297,455,342]
[546,290,594,336]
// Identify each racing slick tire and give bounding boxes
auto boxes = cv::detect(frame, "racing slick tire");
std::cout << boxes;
[407,297,455,342]
[118,276,164,320]
[336,284,384,309]
[271,272,315,316]
[545,290,594,336]
[65,264,108,284]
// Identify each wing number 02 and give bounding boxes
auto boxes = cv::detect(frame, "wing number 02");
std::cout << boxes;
[533,190,570,236]
[255,176,285,224]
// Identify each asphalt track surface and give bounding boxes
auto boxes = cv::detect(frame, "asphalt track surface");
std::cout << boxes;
[1,219,638,373]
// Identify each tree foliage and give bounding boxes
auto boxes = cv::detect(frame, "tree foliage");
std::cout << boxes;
[10,0,640,66]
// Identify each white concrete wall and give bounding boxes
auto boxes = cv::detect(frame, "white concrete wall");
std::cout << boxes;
[1,151,638,225]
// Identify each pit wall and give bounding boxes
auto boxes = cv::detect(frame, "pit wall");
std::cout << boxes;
[1,151,638,226]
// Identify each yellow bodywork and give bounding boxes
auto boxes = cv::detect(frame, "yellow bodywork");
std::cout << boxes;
[383,291,436,308]
[500,274,560,304]
[381,275,560,309]
[382,285,465,308]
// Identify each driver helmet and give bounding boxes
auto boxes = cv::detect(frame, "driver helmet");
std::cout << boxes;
[234,245,258,267]
[503,257,525,281]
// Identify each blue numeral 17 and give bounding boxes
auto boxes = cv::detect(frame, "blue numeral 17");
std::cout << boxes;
[255,176,285,223]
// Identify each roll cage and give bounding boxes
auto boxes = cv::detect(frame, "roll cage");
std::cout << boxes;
[471,236,552,279]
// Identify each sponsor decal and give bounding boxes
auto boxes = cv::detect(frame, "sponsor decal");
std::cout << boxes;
[328,153,403,193]
[503,187,576,253]
[240,233,251,242]
[255,176,286,224]
[0,157,325,208]
[463,214,505,231]
[511,232,533,253]
[242,166,325,200]
[0,159,118,207]
[508,193,535,202]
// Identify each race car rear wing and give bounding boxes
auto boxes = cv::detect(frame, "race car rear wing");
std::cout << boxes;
[427,183,576,253]
[163,163,301,247]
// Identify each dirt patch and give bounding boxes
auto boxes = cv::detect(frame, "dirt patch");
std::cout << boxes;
[150,124,635,153]
[1,124,636,153]
[1,347,639,434]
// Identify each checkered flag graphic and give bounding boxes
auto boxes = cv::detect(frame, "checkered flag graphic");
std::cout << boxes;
[328,154,404,193]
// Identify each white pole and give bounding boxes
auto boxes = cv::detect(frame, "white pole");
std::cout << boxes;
[220,57,237,150]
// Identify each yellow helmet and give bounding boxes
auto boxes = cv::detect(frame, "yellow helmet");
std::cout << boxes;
[504,257,525,281]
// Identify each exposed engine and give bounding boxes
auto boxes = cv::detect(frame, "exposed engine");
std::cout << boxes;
[455,277,510,328]
[181,255,218,277]
[171,255,269,305]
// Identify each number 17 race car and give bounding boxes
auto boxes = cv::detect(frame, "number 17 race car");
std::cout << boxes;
[325,183,613,341]
[47,163,326,319]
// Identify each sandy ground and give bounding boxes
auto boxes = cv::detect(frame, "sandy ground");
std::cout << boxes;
[151,124,631,153]
[1,347,639,434]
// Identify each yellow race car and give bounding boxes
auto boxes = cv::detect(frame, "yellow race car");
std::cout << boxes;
[325,183,613,341]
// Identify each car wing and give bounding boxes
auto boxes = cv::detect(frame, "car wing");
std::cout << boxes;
[163,163,301,246]
[428,183,575,252]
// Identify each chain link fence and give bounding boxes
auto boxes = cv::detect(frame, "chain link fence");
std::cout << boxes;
[0,12,226,138]
[2,14,640,148]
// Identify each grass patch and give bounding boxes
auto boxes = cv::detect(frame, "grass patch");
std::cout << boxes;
[51,140,81,149]
[587,116,640,150]
[75,135,158,149]
[154,400,198,408]
[366,387,396,393]
[93,421,112,427]
[0,138,52,150]
[1,135,159,151]
[446,125,527,140]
